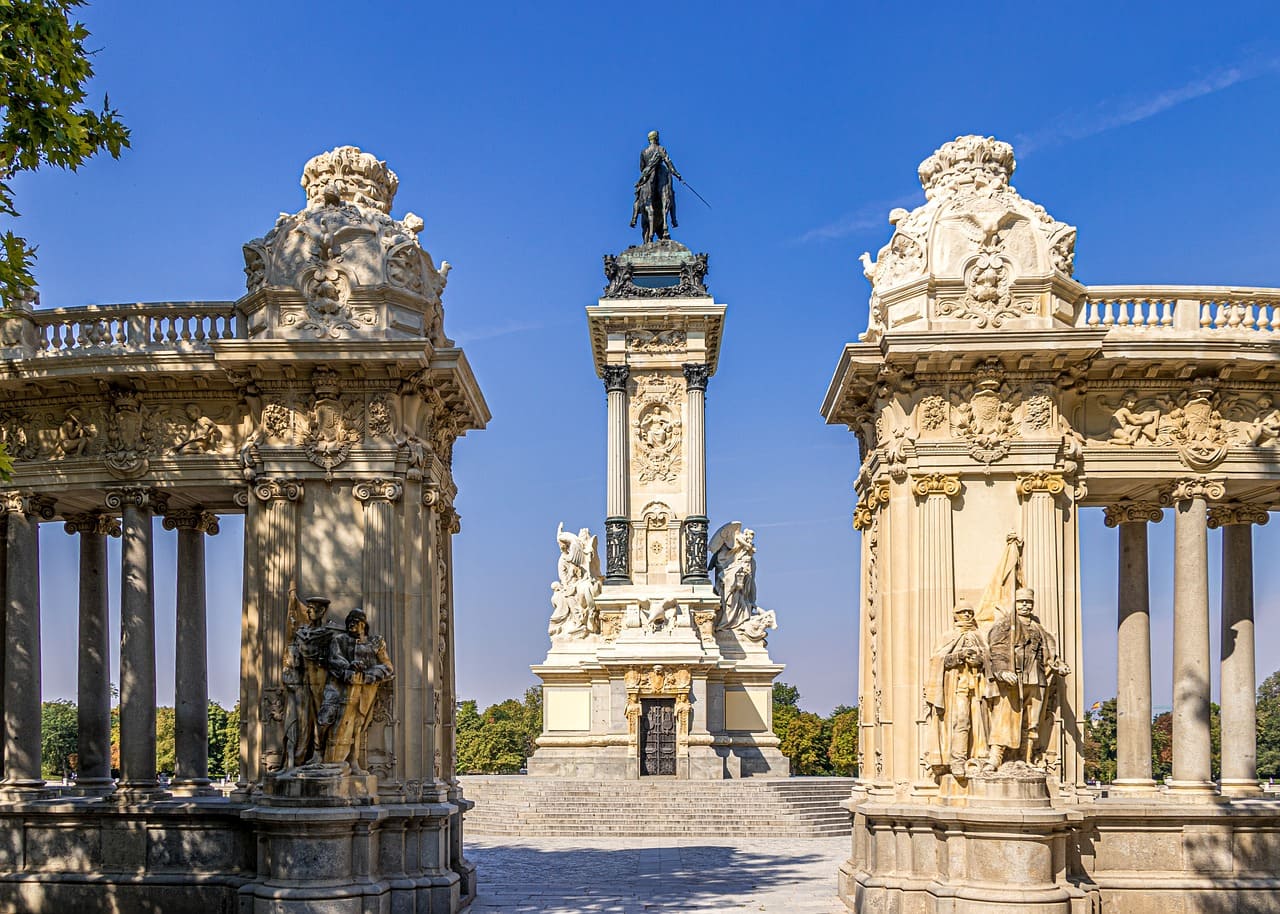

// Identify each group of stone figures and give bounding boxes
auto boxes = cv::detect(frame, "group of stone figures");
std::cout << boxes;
[281,580,395,776]
[924,588,1071,779]
[547,520,777,642]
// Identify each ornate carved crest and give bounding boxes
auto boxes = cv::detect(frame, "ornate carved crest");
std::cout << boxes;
[1164,385,1231,471]
[631,374,683,484]
[302,368,363,480]
[950,361,1018,464]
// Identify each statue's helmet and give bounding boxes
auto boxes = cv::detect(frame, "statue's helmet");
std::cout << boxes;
[345,608,368,631]
[304,596,330,608]
[648,130,659,142]
[953,603,975,618]
[1015,587,1035,603]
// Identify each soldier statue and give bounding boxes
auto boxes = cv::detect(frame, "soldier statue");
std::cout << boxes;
[924,603,990,779]
[631,130,682,243]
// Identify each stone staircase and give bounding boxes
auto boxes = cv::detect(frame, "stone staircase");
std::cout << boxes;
[459,776,857,837]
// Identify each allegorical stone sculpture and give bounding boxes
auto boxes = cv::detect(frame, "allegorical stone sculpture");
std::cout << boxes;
[318,609,395,775]
[708,522,778,642]
[282,581,334,770]
[924,603,990,779]
[630,130,682,244]
[984,588,1070,772]
[547,523,603,639]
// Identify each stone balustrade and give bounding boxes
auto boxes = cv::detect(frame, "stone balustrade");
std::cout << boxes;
[1082,285,1280,332]
[14,301,240,356]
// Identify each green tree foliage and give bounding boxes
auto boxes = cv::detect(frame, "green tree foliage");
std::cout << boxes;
[1083,698,1117,784]
[40,699,77,779]
[155,706,176,775]
[781,711,831,775]
[221,702,240,781]
[1258,670,1280,779]
[206,701,233,779]
[827,707,859,776]
[455,687,544,774]
[772,681,800,739]
[0,0,130,306]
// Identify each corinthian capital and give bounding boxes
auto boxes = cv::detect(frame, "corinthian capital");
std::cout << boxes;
[1159,477,1226,506]
[602,365,630,393]
[63,513,123,537]
[1207,503,1270,529]
[1102,502,1163,527]
[161,509,220,535]
[682,362,711,392]
[910,473,962,498]
[0,491,56,519]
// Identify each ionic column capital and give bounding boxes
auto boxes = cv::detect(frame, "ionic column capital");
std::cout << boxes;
[682,362,711,392]
[0,491,56,519]
[105,487,168,513]
[438,506,461,535]
[853,477,892,530]
[1015,472,1066,498]
[1160,476,1226,506]
[1207,502,1270,529]
[64,513,122,537]
[162,509,220,535]
[353,478,404,503]
[602,364,630,393]
[251,478,304,503]
[1103,501,1164,527]
[910,473,962,499]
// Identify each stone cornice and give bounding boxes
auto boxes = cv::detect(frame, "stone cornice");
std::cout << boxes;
[1207,503,1270,528]
[161,509,220,535]
[1102,501,1164,527]
[63,513,122,537]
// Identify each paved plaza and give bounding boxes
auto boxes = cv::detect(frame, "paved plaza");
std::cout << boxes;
[466,835,848,913]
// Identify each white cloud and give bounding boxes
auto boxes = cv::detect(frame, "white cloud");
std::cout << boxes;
[794,192,921,244]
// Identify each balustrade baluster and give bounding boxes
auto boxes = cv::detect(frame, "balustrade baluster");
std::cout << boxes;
[1103,301,1115,327]
[1086,301,1100,327]
[1160,300,1173,327]
[1118,300,1131,327]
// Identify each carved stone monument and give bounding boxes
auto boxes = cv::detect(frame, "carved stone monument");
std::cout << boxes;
[0,146,489,913]
[825,135,1280,913]
[528,162,788,778]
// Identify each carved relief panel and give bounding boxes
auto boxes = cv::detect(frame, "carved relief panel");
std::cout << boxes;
[631,373,684,486]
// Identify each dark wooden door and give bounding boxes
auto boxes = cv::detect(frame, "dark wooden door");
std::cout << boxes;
[640,699,677,776]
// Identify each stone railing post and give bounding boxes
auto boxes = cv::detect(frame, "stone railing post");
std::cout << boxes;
[163,508,219,796]
[64,513,122,794]
[603,365,631,583]
[1103,501,1163,795]
[1,491,55,795]
[1208,502,1268,797]
[108,487,168,800]
[681,363,711,584]
[1160,477,1223,797]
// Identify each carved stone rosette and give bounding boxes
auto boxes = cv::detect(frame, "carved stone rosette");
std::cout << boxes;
[1207,503,1270,529]
[604,517,630,583]
[680,515,710,584]
[1159,476,1227,505]
[161,509,220,535]
[1102,501,1164,527]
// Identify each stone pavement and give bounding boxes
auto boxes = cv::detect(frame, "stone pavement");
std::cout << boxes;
[466,835,848,913]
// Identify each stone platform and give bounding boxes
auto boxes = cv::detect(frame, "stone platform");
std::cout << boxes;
[462,775,856,837]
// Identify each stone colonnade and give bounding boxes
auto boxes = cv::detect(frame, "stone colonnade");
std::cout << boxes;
[1105,479,1265,798]
[0,487,221,798]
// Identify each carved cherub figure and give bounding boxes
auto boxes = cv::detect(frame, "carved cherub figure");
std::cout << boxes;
[172,404,222,454]
[1108,391,1160,445]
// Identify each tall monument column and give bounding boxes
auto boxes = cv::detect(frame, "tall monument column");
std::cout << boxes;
[66,513,121,794]
[1104,502,1162,795]
[1165,478,1220,796]
[603,365,631,583]
[681,362,710,584]
[1209,502,1267,797]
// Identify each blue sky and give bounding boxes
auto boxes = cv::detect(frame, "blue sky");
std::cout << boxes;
[14,1,1280,714]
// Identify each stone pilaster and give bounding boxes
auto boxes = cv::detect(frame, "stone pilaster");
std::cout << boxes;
[602,365,631,583]
[423,486,445,801]
[107,486,168,800]
[163,508,219,796]
[354,478,404,799]
[1103,501,1162,795]
[1,492,55,794]
[65,513,122,794]
[1208,502,1269,797]
[681,363,711,584]
[1160,477,1224,797]
[239,478,302,790]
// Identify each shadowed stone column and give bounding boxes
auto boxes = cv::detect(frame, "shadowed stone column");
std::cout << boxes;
[682,363,711,584]
[603,365,630,583]
[1104,501,1162,795]
[108,487,167,800]
[1163,478,1222,797]
[65,513,122,794]
[1,492,55,794]
[164,508,219,796]
[1209,502,1268,797]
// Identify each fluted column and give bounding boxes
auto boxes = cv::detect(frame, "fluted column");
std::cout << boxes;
[1163,477,1222,796]
[1104,502,1162,795]
[65,513,121,794]
[164,508,219,796]
[1209,502,1268,797]
[1,492,55,794]
[602,365,631,583]
[681,363,711,584]
[109,486,167,799]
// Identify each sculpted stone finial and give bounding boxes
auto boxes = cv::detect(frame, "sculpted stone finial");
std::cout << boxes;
[301,146,399,213]
[917,135,1016,201]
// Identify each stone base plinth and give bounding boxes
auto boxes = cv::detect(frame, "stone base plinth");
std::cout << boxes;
[840,793,1280,914]
[527,743,789,779]
[262,768,379,806]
